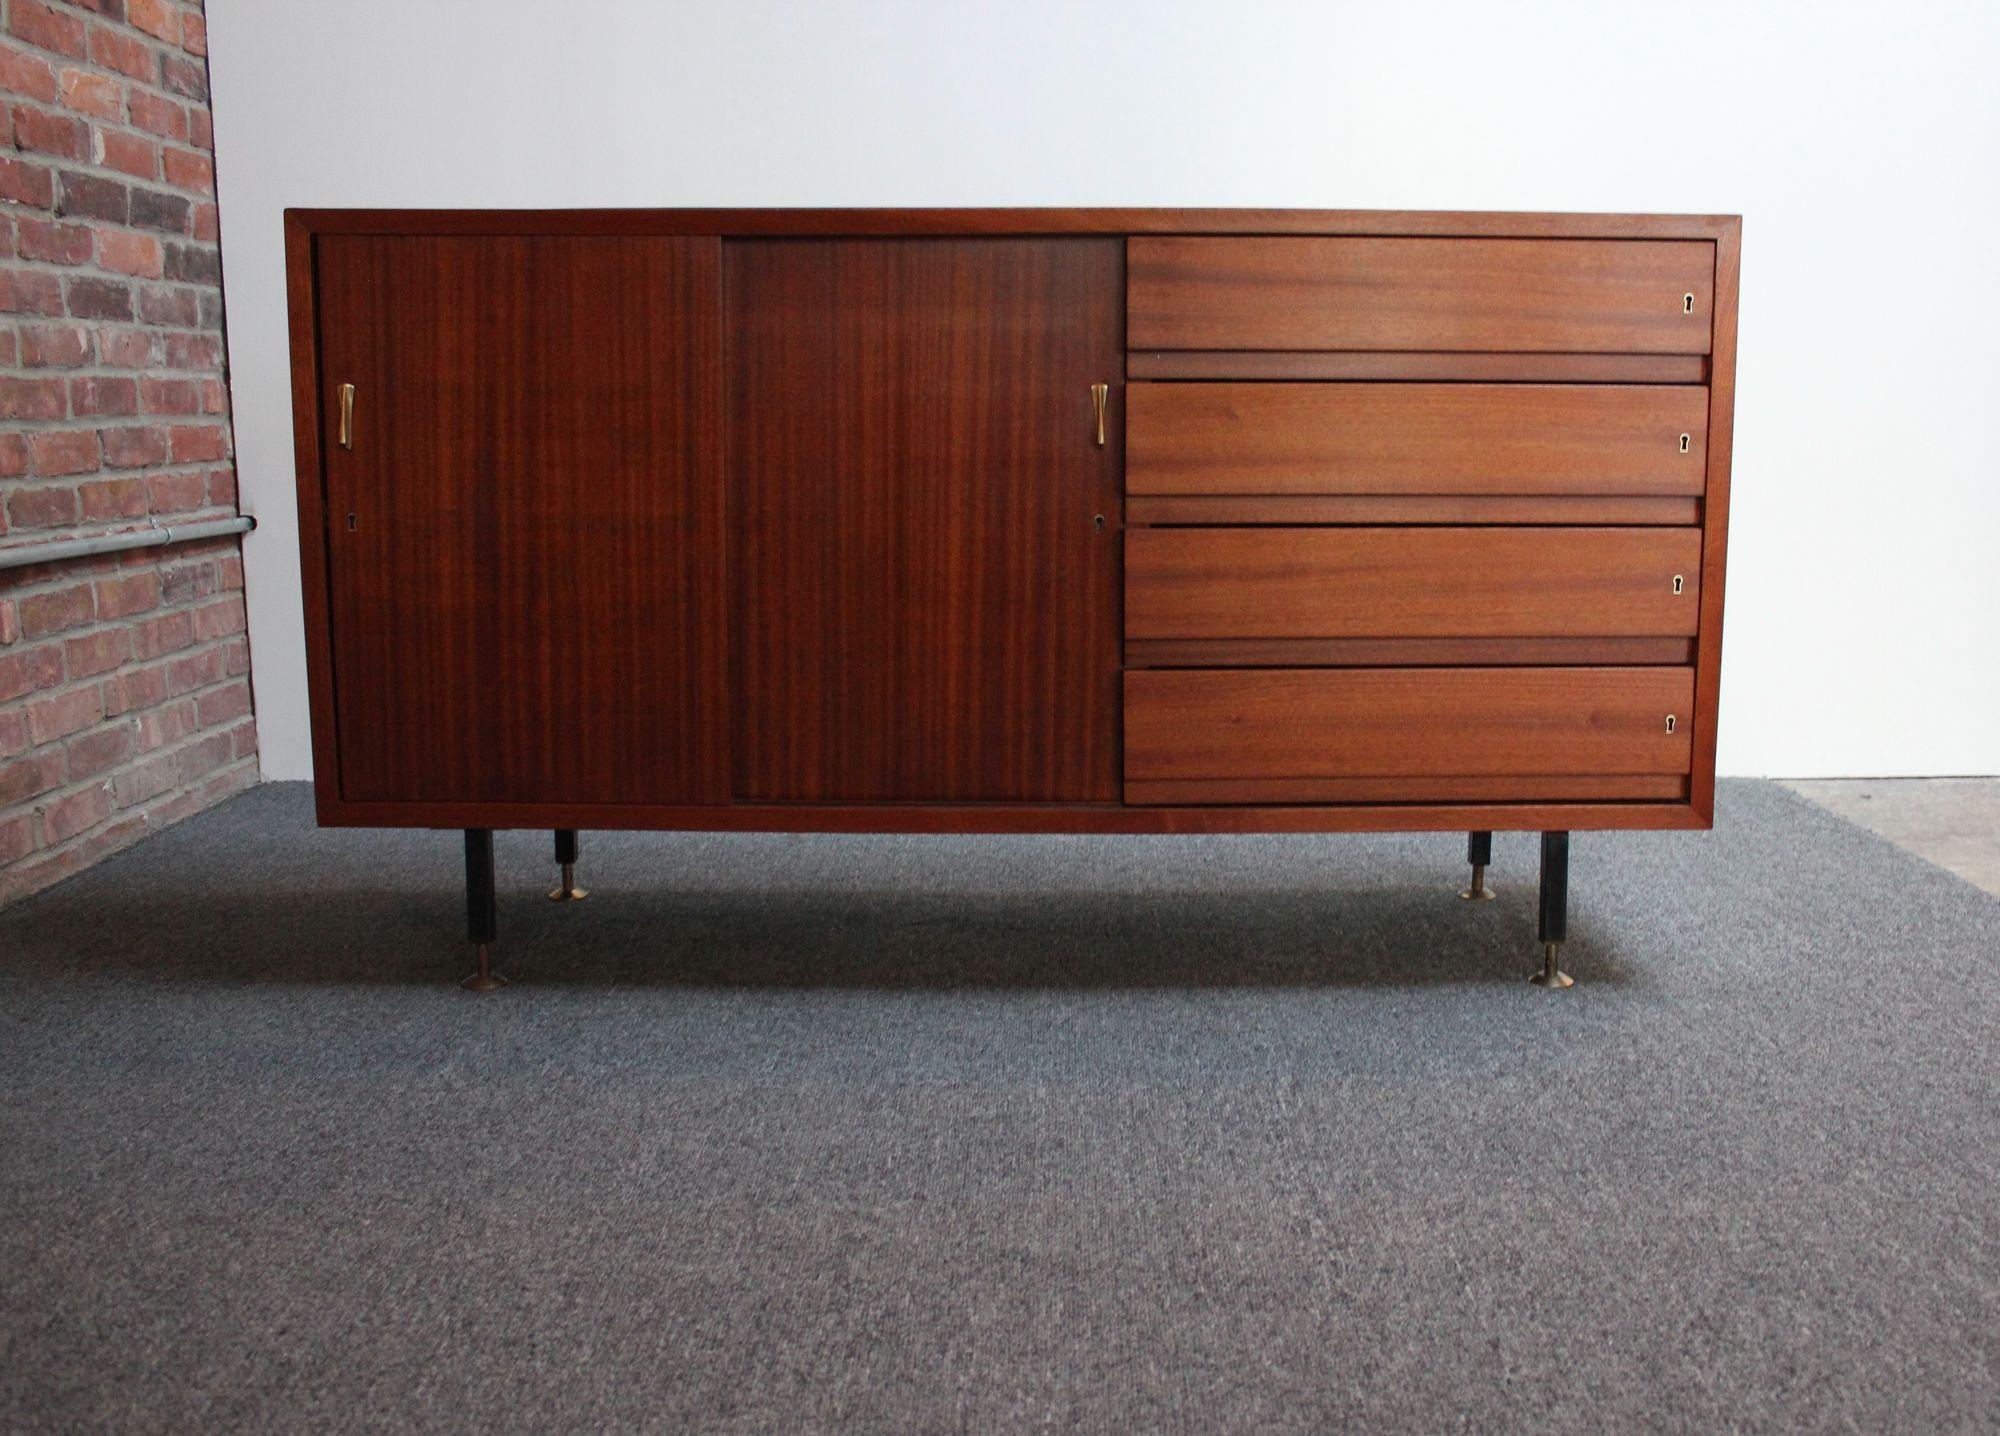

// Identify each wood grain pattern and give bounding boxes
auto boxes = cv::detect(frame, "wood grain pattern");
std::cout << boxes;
[1127,351,1708,383]
[284,214,346,817]
[1124,638,1695,669]
[1126,775,1686,805]
[1125,495,1701,526]
[315,235,727,805]
[1128,383,1709,496]
[727,238,1122,802]
[1129,237,1715,353]
[1125,668,1695,781]
[284,208,1738,838]
[1690,219,1741,824]
[1127,527,1702,639]
[316,796,1705,835]
[288,208,1742,242]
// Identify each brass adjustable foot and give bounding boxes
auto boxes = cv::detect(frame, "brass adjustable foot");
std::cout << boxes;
[461,941,507,992]
[1529,941,1573,990]
[1460,831,1495,900]
[548,830,587,902]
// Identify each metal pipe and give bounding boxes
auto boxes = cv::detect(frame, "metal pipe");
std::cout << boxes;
[0,515,256,571]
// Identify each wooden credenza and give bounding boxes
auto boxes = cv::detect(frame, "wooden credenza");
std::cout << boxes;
[285,209,1740,988]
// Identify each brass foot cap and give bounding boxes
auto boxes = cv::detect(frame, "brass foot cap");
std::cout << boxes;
[461,971,508,992]
[1459,885,1496,901]
[1529,969,1575,989]
[547,886,589,902]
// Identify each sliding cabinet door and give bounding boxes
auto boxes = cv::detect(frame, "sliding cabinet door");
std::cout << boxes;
[316,235,726,805]
[727,239,1124,802]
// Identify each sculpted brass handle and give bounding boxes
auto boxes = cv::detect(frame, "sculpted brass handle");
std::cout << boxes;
[338,383,356,449]
[1091,383,1108,447]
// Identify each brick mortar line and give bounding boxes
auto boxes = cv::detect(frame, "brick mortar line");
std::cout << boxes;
[0,339,227,360]
[8,613,248,672]
[7,728,257,835]
[0,177,220,213]
[0,376,232,400]
[44,708,260,788]
[4,469,236,508]
[2,362,230,380]
[3,371,230,393]
[4,583,244,643]
[0,408,234,427]
[6,652,253,761]
[8,753,260,885]
[0,239,223,272]
[11,659,253,761]
[2,13,216,133]
[4,592,244,653]
[0,395,232,411]
[1,371,231,394]
[11,663,253,766]
[0,139,218,202]
[0,251,224,288]
[0,201,223,249]
[2,303,222,335]
[2,640,248,699]
[1,358,229,384]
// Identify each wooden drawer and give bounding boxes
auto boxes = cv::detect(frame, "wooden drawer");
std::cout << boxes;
[1127,383,1708,497]
[1124,667,1694,790]
[1128,237,1714,353]
[1127,527,1701,640]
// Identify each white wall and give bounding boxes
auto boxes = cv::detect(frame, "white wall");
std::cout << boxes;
[207,0,2000,781]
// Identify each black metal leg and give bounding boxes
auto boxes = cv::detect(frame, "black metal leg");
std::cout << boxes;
[1533,830,1573,989]
[462,828,505,991]
[1460,829,1495,900]
[548,828,587,902]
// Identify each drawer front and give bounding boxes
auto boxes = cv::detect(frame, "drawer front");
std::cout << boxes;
[1124,668,1694,783]
[1127,527,1702,640]
[1129,237,1714,353]
[1127,383,1708,496]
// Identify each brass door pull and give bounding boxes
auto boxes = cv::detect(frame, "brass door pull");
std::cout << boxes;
[1091,383,1108,447]
[338,383,356,449]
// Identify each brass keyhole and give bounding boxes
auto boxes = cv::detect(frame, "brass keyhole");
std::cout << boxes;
[1665,714,1677,734]
[1683,292,1695,315]
[346,513,357,532]
[1672,574,1684,595]
[1679,432,1691,454]
[1093,514,1106,532]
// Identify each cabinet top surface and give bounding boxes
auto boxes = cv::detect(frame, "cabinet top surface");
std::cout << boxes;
[286,207,1739,241]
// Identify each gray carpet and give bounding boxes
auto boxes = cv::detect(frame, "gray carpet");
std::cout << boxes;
[1,780,1995,1432]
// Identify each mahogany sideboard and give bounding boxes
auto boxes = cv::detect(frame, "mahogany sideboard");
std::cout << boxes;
[284,208,1741,990]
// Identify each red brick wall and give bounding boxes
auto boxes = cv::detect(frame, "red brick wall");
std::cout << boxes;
[1,0,254,906]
